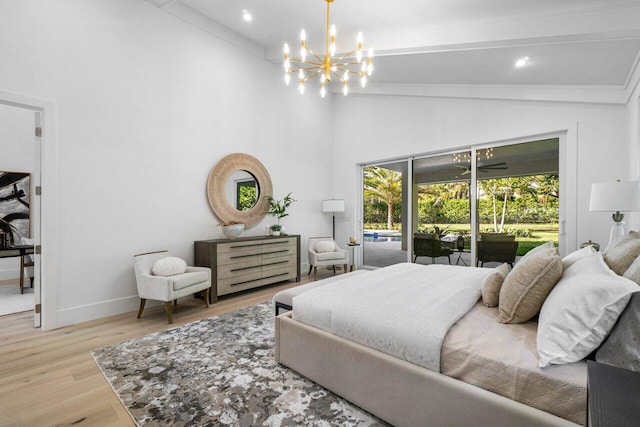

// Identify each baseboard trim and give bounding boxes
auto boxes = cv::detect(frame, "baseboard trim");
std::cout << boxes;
[55,295,147,329]
[0,268,19,281]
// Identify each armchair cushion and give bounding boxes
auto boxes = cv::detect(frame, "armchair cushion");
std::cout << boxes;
[316,251,347,261]
[172,270,209,291]
[315,240,336,253]
[152,257,187,276]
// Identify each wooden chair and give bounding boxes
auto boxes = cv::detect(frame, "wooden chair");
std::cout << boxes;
[413,233,452,264]
[476,233,519,267]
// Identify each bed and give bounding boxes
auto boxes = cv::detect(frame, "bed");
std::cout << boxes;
[274,261,594,426]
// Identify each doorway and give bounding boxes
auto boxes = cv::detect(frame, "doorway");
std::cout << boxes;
[0,104,39,322]
[0,90,57,329]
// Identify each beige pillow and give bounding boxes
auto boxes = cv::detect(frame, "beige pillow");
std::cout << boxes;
[623,255,640,285]
[603,231,640,275]
[481,263,510,307]
[498,250,563,323]
[521,240,556,262]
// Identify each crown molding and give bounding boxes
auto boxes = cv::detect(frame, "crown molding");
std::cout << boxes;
[338,83,629,105]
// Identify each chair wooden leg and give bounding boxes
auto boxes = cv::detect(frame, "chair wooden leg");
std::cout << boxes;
[447,255,451,265]
[308,265,313,275]
[313,266,317,281]
[136,298,146,319]
[165,301,174,324]
[343,264,348,274]
[332,265,336,275]
[413,255,417,263]
[204,288,210,308]
[174,299,177,307]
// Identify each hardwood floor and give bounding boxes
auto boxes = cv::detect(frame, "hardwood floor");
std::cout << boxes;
[0,276,323,426]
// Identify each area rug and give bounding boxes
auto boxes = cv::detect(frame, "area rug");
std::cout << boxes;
[0,284,33,316]
[92,302,387,426]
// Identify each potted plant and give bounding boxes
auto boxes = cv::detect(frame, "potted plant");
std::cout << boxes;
[266,193,296,229]
[270,223,282,237]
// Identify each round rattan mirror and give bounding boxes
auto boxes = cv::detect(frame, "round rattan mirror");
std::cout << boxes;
[207,153,273,228]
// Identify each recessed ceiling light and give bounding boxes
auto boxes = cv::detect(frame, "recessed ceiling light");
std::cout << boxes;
[242,9,252,22]
[515,56,530,68]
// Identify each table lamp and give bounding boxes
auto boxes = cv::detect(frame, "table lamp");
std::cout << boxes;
[322,199,345,240]
[589,180,640,244]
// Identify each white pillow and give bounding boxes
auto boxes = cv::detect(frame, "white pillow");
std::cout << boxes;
[315,241,336,253]
[152,257,187,276]
[561,245,596,270]
[537,252,638,368]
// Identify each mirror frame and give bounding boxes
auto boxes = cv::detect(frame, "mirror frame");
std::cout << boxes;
[207,153,273,228]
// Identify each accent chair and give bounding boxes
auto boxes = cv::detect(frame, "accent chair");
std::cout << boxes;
[133,250,211,324]
[308,237,348,281]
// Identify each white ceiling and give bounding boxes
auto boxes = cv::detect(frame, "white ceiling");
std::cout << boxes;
[153,0,640,88]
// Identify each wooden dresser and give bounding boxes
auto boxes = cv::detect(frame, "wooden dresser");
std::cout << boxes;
[195,235,300,303]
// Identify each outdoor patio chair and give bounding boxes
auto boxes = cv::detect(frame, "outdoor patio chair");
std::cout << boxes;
[413,233,452,264]
[476,233,519,267]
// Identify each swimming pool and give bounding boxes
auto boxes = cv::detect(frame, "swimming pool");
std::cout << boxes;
[363,232,402,243]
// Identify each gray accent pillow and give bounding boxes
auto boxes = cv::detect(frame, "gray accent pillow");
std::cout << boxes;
[596,292,640,372]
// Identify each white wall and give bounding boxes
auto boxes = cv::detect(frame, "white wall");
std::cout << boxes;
[0,104,35,280]
[0,0,335,327]
[626,81,640,231]
[332,95,630,251]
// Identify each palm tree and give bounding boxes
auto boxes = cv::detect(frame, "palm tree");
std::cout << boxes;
[364,166,402,229]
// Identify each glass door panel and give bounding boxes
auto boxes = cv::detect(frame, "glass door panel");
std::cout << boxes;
[362,162,407,268]
[412,152,472,266]
[475,139,559,267]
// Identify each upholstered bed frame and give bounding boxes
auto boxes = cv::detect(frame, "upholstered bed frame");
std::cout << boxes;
[275,312,579,427]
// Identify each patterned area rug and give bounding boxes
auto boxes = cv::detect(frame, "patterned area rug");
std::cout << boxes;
[0,284,33,316]
[92,302,387,426]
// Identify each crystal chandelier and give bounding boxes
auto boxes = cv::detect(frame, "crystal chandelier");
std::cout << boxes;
[283,0,373,97]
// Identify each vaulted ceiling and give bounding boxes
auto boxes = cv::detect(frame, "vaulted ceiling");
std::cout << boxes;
[148,0,640,99]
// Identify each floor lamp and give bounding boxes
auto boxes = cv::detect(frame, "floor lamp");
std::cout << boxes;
[589,180,640,245]
[322,199,345,240]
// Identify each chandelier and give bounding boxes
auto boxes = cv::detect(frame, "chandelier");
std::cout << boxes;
[283,0,373,97]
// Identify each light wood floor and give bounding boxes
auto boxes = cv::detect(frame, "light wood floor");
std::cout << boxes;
[0,273,329,426]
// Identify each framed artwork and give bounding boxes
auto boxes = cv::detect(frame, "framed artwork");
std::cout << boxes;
[0,171,30,245]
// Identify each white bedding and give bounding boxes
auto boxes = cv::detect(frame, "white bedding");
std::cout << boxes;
[292,262,493,371]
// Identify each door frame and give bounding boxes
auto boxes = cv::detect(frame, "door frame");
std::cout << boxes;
[0,90,58,330]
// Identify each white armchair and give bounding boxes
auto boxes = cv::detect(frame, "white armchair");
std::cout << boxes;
[133,250,211,324]
[308,237,348,281]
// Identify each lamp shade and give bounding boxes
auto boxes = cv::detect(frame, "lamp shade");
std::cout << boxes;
[589,181,640,212]
[322,199,345,213]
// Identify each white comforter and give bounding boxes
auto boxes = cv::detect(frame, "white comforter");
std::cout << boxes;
[292,262,493,372]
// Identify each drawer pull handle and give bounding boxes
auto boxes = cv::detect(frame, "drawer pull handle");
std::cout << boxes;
[229,240,289,249]
[231,272,289,287]
[230,260,289,272]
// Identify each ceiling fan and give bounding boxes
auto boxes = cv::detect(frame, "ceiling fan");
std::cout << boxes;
[454,162,508,175]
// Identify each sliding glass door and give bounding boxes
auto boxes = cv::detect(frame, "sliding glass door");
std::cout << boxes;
[360,138,560,270]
